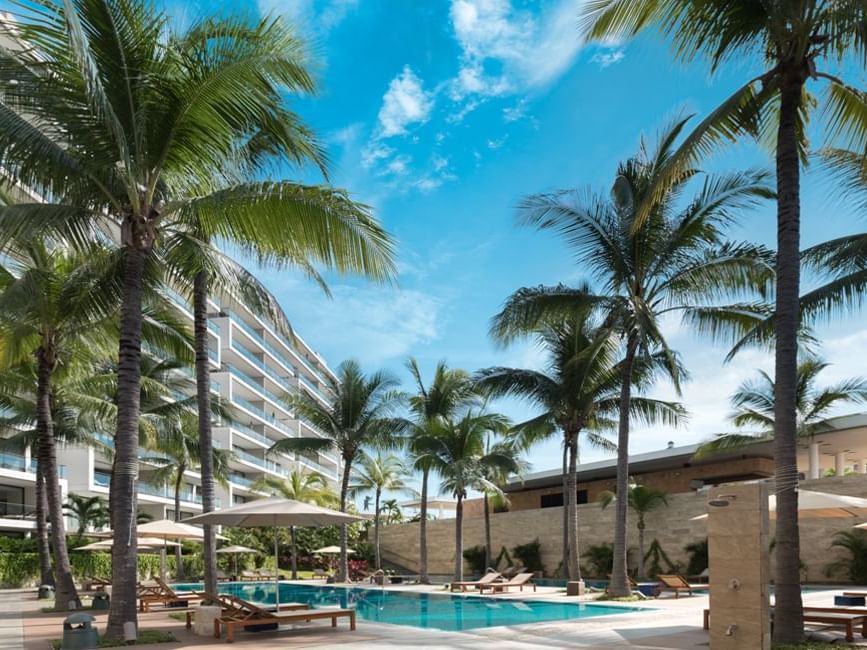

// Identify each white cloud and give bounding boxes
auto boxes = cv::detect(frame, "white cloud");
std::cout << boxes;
[591,48,625,68]
[487,135,507,149]
[257,0,357,35]
[384,155,412,176]
[502,99,528,122]
[377,65,435,138]
[360,141,394,169]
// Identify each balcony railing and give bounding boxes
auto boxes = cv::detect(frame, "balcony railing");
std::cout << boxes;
[95,470,203,504]
[0,452,26,473]
[230,474,255,488]
[0,501,35,519]
[229,367,286,407]
[231,423,272,448]
[227,311,298,377]
[232,396,295,437]
[232,446,288,476]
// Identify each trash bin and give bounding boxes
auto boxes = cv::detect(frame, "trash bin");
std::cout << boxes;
[38,584,55,599]
[91,592,110,610]
[61,613,98,650]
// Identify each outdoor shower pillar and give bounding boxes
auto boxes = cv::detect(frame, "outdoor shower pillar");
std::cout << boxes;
[708,482,770,650]
[861,459,867,474]
[808,443,820,480]
[836,452,847,476]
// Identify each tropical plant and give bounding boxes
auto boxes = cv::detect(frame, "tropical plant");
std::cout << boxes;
[599,483,669,579]
[581,543,614,578]
[698,357,867,460]
[462,545,487,575]
[253,469,338,579]
[0,0,396,632]
[267,360,403,581]
[380,499,404,525]
[480,311,684,581]
[413,411,521,581]
[581,4,867,641]
[349,451,415,570]
[512,538,544,574]
[63,495,109,540]
[824,530,867,585]
[643,539,679,579]
[405,359,476,583]
[684,538,709,578]
[496,119,773,596]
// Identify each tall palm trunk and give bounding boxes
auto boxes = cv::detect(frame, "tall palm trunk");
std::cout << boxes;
[418,466,430,583]
[107,244,146,638]
[772,68,806,645]
[565,431,581,580]
[35,458,54,587]
[36,345,79,610]
[290,526,297,579]
[483,492,492,570]
[174,470,185,580]
[637,516,646,580]
[561,442,568,578]
[610,337,637,597]
[193,271,218,596]
[374,488,382,570]
[338,457,352,582]
[453,491,464,581]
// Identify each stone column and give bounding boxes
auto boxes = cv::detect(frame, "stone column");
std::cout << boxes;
[861,460,867,475]
[835,452,847,477]
[708,482,770,650]
[808,443,820,480]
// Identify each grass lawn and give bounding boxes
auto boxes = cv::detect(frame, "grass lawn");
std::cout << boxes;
[50,630,176,648]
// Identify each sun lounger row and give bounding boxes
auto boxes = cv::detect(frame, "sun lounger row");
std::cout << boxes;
[239,569,277,581]
[450,571,535,594]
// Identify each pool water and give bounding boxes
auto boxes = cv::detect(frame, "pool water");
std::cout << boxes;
[173,581,644,631]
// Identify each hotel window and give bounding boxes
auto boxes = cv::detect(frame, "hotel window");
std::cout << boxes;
[540,493,564,508]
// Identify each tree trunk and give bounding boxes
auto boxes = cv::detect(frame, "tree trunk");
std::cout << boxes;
[338,457,352,582]
[483,493,493,571]
[36,345,79,610]
[453,492,464,581]
[772,68,806,645]
[561,442,568,578]
[565,430,581,580]
[637,519,645,580]
[174,471,184,580]
[290,526,297,579]
[193,271,218,596]
[610,337,637,597]
[374,488,382,570]
[107,245,146,638]
[419,466,430,583]
[35,456,54,587]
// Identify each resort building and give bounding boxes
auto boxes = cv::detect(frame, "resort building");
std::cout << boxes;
[0,450,68,536]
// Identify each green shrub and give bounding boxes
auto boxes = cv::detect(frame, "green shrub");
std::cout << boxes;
[0,552,175,587]
[643,539,679,578]
[512,538,544,573]
[684,538,708,576]
[462,545,486,574]
[581,543,614,578]
[824,529,867,584]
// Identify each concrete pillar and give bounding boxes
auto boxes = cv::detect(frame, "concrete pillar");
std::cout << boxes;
[808,443,820,480]
[708,482,770,650]
[836,452,847,476]
[861,460,867,475]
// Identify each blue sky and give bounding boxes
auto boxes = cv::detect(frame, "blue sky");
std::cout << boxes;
[170,1,867,482]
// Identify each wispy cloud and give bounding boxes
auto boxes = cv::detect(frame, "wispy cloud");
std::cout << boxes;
[377,65,435,137]
[590,48,625,68]
[257,0,358,36]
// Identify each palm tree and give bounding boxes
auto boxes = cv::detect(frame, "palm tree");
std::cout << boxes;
[0,2,396,631]
[697,358,867,462]
[405,359,476,583]
[480,312,685,581]
[141,416,231,579]
[414,411,522,581]
[599,484,669,580]
[581,5,867,641]
[267,360,403,581]
[63,495,109,540]
[349,451,416,570]
[497,120,773,595]
[254,469,338,579]
[380,499,404,525]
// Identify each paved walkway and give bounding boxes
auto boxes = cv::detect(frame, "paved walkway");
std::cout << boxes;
[0,589,24,650]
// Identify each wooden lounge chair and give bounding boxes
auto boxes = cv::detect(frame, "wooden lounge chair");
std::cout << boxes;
[239,570,259,581]
[86,577,111,591]
[311,568,330,580]
[216,570,230,582]
[138,578,205,612]
[450,571,502,593]
[257,569,274,580]
[479,573,536,594]
[500,565,527,580]
[704,607,867,643]
[656,574,709,598]
[203,591,355,643]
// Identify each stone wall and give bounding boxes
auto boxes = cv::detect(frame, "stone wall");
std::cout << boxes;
[380,474,867,582]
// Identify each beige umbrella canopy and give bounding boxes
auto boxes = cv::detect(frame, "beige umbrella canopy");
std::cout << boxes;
[186,497,364,605]
[216,545,258,576]
[313,545,355,554]
[690,489,867,520]
[76,537,181,552]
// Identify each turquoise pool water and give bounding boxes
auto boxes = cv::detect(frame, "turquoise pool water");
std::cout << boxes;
[172,581,644,631]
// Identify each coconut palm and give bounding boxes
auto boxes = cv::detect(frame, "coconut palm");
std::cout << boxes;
[599,484,669,580]
[267,360,403,581]
[253,469,338,579]
[349,451,416,570]
[63,495,109,540]
[697,358,867,461]
[405,359,476,583]
[479,312,684,580]
[413,411,521,582]
[141,417,231,579]
[0,1,396,631]
[496,120,773,595]
[380,499,404,525]
[581,4,867,640]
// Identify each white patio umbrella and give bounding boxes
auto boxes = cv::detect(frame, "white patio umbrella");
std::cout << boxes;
[312,545,355,554]
[690,489,867,520]
[216,544,258,577]
[76,537,181,552]
[185,497,363,605]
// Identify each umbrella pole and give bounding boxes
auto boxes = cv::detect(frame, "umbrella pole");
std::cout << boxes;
[273,520,280,607]
[161,538,167,582]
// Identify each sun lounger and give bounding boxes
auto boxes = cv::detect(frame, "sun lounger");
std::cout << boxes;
[257,569,274,580]
[239,570,260,581]
[500,565,526,580]
[216,570,230,582]
[203,591,355,643]
[138,577,205,612]
[450,571,502,592]
[704,607,867,642]
[656,574,709,598]
[86,577,111,591]
[311,568,330,580]
[479,572,536,594]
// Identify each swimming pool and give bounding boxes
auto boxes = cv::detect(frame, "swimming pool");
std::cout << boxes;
[173,581,645,631]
